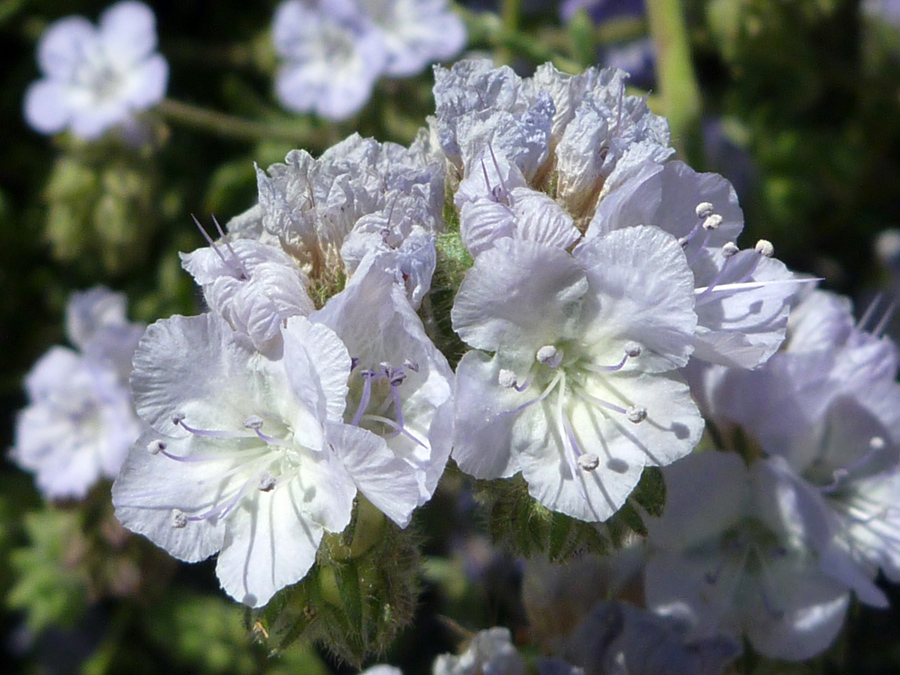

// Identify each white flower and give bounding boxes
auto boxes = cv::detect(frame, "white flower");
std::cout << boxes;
[587,160,801,369]
[11,287,144,499]
[23,1,168,140]
[433,60,671,220]
[112,312,420,607]
[312,263,454,504]
[272,0,387,120]
[180,223,314,357]
[692,289,900,595]
[451,227,703,522]
[240,134,444,292]
[359,0,466,78]
[645,451,857,661]
[432,627,526,675]
[561,600,740,675]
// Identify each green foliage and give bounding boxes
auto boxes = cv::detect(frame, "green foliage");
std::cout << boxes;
[7,487,175,635]
[254,499,420,669]
[42,143,162,276]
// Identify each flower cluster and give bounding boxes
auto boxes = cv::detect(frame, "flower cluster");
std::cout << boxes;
[16,45,899,668]
[272,0,466,120]
[644,289,900,659]
[23,0,168,140]
[11,287,145,499]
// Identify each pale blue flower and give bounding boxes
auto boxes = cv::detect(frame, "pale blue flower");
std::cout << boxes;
[11,287,144,499]
[23,1,168,140]
[272,0,387,120]
[645,451,857,661]
[113,312,420,607]
[451,227,703,522]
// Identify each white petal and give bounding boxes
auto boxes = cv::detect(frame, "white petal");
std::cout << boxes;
[452,239,588,357]
[216,483,324,607]
[326,422,419,527]
[99,1,158,66]
[576,226,697,371]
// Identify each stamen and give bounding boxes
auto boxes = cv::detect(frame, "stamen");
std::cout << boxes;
[147,439,167,455]
[626,406,648,424]
[498,369,519,389]
[722,242,739,257]
[703,214,723,231]
[171,509,188,529]
[243,415,264,430]
[581,343,641,374]
[537,345,562,368]
[191,215,249,281]
[858,293,884,332]
[755,239,775,257]
[696,202,715,219]
[577,453,600,471]
[258,471,277,492]
[351,369,375,426]
[820,436,888,494]
[174,414,252,439]
[360,414,427,448]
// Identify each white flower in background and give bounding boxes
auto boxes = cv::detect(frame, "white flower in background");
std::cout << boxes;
[432,627,526,675]
[645,451,859,661]
[691,289,900,598]
[359,0,465,78]
[112,312,420,607]
[11,287,144,499]
[273,0,387,120]
[451,227,704,522]
[587,160,800,369]
[273,0,465,120]
[24,1,168,140]
[561,600,740,675]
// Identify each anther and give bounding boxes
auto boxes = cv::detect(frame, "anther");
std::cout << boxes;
[755,239,774,257]
[722,242,739,257]
[403,359,419,373]
[577,454,600,471]
[624,342,642,358]
[703,214,723,230]
[871,436,886,451]
[537,345,562,368]
[696,202,715,219]
[171,509,188,529]
[498,369,518,388]
[258,472,277,492]
[172,412,186,425]
[147,439,167,455]
[243,415,264,430]
[626,406,648,423]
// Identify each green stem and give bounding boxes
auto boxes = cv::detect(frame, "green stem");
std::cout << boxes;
[156,99,325,145]
[498,0,521,64]
[646,0,703,162]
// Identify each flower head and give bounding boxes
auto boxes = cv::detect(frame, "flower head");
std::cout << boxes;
[451,227,703,522]
[11,287,144,499]
[24,1,168,139]
[273,0,387,121]
[113,312,420,607]
[645,451,857,661]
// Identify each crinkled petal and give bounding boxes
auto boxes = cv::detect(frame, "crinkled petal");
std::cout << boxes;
[576,226,697,372]
[452,239,588,359]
